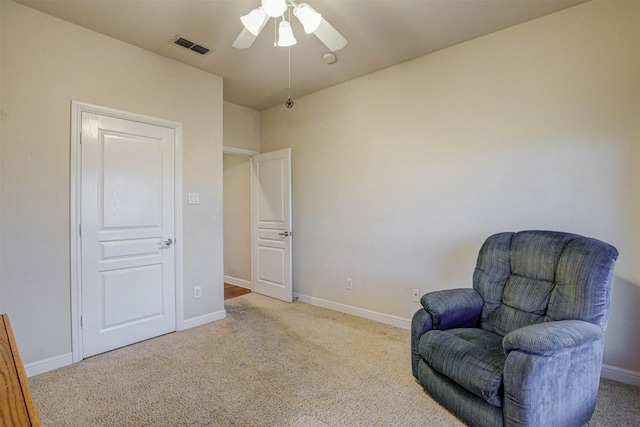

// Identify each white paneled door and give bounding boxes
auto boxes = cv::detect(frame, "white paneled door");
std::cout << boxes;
[252,149,292,302]
[80,112,176,358]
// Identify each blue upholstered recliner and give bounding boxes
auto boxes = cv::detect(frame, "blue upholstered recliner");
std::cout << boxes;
[411,231,618,427]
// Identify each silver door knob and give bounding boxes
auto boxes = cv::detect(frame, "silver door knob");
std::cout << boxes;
[279,231,289,237]
[160,238,173,247]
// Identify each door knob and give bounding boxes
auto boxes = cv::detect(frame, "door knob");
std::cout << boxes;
[160,238,173,247]
[279,231,289,237]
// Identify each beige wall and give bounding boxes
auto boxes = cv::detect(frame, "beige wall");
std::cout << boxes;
[224,101,261,152]
[222,102,260,285]
[223,154,252,283]
[0,1,224,364]
[261,1,640,375]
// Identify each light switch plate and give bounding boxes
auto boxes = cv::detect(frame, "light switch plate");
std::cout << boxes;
[188,193,200,205]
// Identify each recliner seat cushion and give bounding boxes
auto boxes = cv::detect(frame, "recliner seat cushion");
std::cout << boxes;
[419,328,506,407]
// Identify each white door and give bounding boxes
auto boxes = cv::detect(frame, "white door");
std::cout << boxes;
[252,149,292,302]
[81,112,176,358]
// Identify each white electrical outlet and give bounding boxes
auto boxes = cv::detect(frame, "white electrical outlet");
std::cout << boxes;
[346,278,353,290]
[412,289,420,302]
[194,286,202,299]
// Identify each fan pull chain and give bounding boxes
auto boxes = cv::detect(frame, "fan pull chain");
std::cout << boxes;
[286,45,294,108]
[285,6,294,108]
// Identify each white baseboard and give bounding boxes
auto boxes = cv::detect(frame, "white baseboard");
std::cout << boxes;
[294,294,640,387]
[294,293,411,330]
[601,364,640,387]
[24,310,227,377]
[183,309,227,330]
[224,276,252,289]
[25,352,73,378]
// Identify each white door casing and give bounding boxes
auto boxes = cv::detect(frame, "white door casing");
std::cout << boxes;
[251,149,293,302]
[71,102,183,361]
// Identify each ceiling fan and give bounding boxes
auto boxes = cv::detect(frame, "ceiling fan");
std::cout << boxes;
[232,0,348,51]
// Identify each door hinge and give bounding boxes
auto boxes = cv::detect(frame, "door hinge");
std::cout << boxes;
[80,315,83,328]
[79,223,82,236]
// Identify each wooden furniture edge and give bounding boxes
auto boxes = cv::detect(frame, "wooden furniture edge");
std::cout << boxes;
[2,314,42,426]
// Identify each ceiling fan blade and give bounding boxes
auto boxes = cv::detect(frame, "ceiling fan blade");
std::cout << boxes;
[232,28,257,49]
[313,17,347,52]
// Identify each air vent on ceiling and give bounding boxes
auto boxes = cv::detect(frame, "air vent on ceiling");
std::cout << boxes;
[170,35,212,56]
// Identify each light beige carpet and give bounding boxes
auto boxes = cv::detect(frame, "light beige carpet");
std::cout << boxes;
[30,294,639,426]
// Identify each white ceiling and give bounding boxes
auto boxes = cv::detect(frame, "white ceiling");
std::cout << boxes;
[15,0,585,111]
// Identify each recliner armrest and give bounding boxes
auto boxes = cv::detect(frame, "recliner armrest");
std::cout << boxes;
[503,320,602,356]
[420,288,483,330]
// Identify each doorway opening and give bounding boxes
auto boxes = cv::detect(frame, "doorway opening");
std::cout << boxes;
[223,147,293,303]
[223,147,256,295]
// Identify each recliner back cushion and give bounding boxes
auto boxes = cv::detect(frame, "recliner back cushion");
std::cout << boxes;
[473,232,512,329]
[474,231,580,336]
[545,237,618,330]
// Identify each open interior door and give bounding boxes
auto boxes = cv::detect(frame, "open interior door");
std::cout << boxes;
[251,149,292,302]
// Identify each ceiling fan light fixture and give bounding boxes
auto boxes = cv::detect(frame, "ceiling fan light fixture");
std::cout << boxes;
[293,3,321,34]
[277,20,297,47]
[240,7,269,36]
[261,0,288,18]
[233,1,347,52]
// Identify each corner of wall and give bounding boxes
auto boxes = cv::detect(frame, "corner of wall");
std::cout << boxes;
[0,0,4,311]
[223,101,261,153]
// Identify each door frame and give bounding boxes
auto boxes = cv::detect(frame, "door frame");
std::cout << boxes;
[222,146,258,291]
[70,101,184,363]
